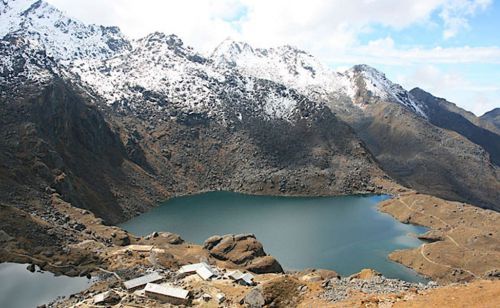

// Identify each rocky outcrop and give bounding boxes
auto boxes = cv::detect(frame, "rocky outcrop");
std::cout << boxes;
[203,234,284,274]
[349,268,382,280]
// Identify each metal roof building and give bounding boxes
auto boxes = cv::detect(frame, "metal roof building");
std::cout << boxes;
[123,272,163,290]
[178,262,217,280]
[144,283,190,305]
[228,270,255,286]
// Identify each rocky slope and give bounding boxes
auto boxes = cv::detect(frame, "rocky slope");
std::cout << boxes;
[212,39,500,210]
[410,87,500,166]
[481,108,500,133]
[0,0,386,225]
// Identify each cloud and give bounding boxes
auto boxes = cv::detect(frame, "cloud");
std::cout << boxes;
[327,38,500,66]
[395,64,499,115]
[440,0,492,39]
[46,0,492,53]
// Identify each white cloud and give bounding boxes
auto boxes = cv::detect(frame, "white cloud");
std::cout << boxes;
[395,64,499,115]
[328,39,500,66]
[46,0,492,53]
[44,0,498,66]
[440,0,492,39]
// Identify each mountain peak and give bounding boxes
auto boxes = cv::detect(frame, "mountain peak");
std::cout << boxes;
[350,64,387,80]
[142,32,184,47]
[0,0,38,36]
[211,38,255,67]
[1,0,131,62]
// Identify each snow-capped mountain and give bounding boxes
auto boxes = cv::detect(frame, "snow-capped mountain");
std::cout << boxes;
[211,39,353,97]
[0,0,498,212]
[71,32,322,123]
[0,0,130,63]
[211,39,427,118]
[0,0,317,123]
[0,32,76,97]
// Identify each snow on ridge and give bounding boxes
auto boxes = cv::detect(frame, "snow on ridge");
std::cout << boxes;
[0,34,65,94]
[1,0,427,121]
[212,40,428,119]
[211,39,350,96]
[263,90,298,121]
[1,0,131,63]
[346,64,428,118]
[0,0,37,36]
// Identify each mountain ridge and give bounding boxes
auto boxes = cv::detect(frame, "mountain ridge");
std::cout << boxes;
[0,0,498,214]
[211,38,499,209]
[0,0,388,225]
[481,107,500,133]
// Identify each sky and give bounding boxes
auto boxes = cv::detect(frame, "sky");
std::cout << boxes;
[46,0,500,116]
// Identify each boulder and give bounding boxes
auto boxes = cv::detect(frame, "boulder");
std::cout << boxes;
[243,287,265,308]
[26,264,36,272]
[299,269,340,282]
[204,233,283,274]
[0,230,13,242]
[203,235,222,250]
[205,234,265,263]
[158,232,184,244]
[350,269,382,280]
[484,269,500,279]
[245,256,284,274]
[112,233,131,246]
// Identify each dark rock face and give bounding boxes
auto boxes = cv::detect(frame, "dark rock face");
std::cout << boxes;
[0,78,174,224]
[203,234,284,274]
[410,88,500,166]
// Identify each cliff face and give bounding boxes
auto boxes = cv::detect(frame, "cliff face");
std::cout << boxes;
[5,78,385,223]
[0,79,169,223]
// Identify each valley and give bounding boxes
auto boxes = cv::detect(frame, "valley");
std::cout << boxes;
[0,0,499,307]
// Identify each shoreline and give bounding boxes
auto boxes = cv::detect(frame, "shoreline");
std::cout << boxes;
[379,191,500,283]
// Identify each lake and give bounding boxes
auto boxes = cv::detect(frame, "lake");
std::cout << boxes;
[0,263,92,308]
[121,192,428,282]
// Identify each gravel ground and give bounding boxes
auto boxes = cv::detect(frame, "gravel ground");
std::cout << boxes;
[321,276,438,303]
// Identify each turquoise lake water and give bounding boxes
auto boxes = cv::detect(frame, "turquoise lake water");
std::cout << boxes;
[0,263,92,308]
[121,192,428,283]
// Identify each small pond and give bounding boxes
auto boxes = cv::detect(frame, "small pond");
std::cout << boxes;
[0,262,93,308]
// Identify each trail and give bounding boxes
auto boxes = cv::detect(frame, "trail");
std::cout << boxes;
[420,244,478,278]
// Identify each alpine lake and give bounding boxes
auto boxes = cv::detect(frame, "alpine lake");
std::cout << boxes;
[0,191,430,307]
[121,191,428,283]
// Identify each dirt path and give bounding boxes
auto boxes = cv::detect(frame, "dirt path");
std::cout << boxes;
[381,192,500,283]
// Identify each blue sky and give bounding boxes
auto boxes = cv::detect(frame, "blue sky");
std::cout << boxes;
[48,0,499,115]
[349,1,500,115]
